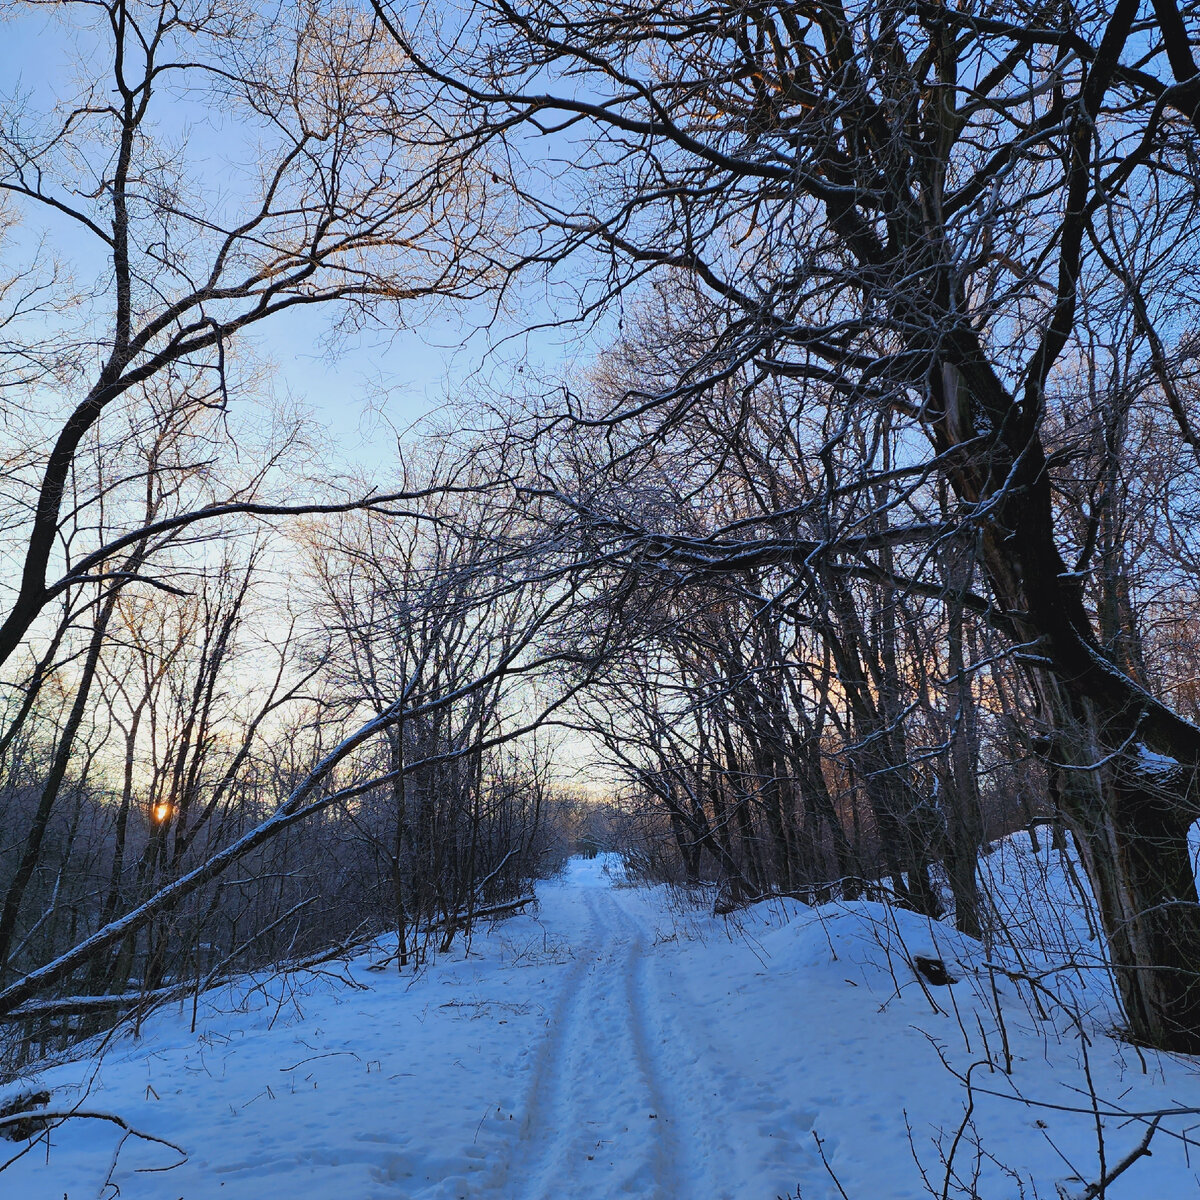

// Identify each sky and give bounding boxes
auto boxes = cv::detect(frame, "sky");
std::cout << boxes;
[0,0,608,783]
[0,1,580,478]
[248,303,488,466]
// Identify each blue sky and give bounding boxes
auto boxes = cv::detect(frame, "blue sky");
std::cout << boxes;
[250,302,482,463]
[0,2,573,474]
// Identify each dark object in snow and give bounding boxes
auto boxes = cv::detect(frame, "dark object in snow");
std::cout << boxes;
[912,956,957,986]
[0,1089,51,1140]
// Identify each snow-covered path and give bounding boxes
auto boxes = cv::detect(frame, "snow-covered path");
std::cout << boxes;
[450,860,794,1200]
[3,856,818,1200]
[496,884,690,1198]
[7,847,1200,1200]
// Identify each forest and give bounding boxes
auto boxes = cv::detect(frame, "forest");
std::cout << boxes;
[3,1,1200,1192]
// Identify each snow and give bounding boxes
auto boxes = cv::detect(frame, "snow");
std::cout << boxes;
[5,844,1200,1199]
[1133,741,1182,778]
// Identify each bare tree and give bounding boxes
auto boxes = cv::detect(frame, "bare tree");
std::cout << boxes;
[383,0,1200,1049]
[0,0,503,1035]
[308,447,607,963]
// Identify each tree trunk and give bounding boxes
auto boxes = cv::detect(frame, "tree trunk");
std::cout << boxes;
[926,336,1200,1050]
[944,527,984,940]
[1047,705,1200,1051]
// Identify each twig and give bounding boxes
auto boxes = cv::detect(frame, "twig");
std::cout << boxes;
[1077,1117,1160,1200]
[812,1130,851,1200]
[0,1108,187,1176]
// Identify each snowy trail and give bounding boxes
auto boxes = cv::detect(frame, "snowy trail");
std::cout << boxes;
[484,868,802,1200]
[9,846,1200,1200]
[491,887,689,1200]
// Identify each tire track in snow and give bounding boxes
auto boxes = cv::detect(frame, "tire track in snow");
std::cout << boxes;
[490,888,689,1200]
[518,891,605,1139]
[616,892,740,1198]
[485,889,607,1198]
[610,891,761,1200]
[527,887,659,1199]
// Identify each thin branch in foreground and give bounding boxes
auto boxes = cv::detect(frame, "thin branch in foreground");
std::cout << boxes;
[0,1107,187,1175]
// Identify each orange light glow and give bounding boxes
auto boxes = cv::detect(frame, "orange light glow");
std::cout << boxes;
[152,803,171,823]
